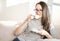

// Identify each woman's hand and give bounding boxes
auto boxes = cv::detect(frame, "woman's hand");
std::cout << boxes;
[36,29,52,39]
[38,29,48,35]
[26,14,34,22]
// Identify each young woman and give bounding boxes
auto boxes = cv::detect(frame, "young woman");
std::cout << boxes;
[14,1,52,41]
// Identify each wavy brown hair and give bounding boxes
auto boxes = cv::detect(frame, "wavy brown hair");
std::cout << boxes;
[36,1,50,39]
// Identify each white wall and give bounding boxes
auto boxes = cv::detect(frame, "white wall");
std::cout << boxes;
[0,2,29,22]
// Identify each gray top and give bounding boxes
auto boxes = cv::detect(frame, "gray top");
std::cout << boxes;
[18,18,44,41]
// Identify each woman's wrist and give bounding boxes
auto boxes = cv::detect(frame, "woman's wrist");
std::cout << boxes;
[45,33,52,39]
[38,29,52,39]
[25,19,30,24]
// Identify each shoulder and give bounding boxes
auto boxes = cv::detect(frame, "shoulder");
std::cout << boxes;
[50,23,55,30]
[50,23,55,38]
[50,23,55,34]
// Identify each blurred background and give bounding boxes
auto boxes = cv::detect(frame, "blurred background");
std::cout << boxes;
[0,0,60,41]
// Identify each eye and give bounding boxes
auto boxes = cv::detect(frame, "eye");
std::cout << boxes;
[34,9,43,11]
[34,9,39,11]
[40,9,43,11]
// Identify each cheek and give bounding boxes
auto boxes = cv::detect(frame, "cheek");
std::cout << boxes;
[39,12,42,15]
[38,12,42,18]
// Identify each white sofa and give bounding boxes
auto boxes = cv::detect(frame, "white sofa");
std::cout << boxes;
[0,21,20,41]
[0,21,60,41]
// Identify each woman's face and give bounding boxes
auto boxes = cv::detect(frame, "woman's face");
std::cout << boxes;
[35,4,42,18]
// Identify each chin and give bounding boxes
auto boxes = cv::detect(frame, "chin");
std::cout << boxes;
[35,15,40,19]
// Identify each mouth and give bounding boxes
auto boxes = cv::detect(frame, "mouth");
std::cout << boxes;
[36,14,40,16]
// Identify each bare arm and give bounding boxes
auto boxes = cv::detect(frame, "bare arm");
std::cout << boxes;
[36,29,52,39]
[45,32,52,39]
[14,15,33,36]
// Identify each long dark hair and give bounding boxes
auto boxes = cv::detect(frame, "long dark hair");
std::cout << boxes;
[36,1,50,39]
